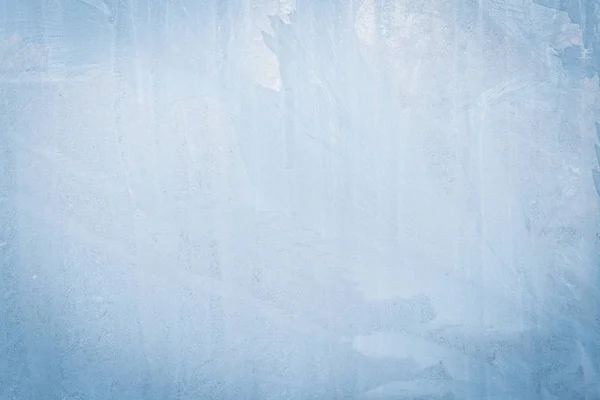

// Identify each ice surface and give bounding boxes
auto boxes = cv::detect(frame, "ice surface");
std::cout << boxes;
[1,0,599,399]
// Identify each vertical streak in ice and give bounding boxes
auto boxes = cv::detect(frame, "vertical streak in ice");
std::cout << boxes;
[109,5,136,211]
[0,61,21,398]
[450,1,459,281]
[205,4,227,396]
[469,1,488,396]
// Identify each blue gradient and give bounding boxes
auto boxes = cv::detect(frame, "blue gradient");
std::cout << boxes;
[1,0,599,399]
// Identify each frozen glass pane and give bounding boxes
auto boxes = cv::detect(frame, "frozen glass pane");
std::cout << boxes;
[1,0,599,399]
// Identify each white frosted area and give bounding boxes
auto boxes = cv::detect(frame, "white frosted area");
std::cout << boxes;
[1,0,599,399]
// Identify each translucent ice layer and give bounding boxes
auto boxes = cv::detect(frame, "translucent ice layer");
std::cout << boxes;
[1,1,599,399]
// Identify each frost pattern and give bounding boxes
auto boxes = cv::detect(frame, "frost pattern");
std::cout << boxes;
[1,1,599,399]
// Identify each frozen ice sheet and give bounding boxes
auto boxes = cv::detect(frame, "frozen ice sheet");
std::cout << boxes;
[1,0,599,399]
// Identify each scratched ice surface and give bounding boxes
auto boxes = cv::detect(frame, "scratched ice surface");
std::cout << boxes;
[1,0,599,399]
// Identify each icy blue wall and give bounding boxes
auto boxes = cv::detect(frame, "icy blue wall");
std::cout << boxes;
[1,0,599,399]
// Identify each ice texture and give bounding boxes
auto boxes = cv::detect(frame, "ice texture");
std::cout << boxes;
[1,0,599,399]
